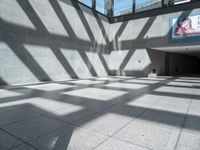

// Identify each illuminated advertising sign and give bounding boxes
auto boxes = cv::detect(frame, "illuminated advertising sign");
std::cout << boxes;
[170,14,200,42]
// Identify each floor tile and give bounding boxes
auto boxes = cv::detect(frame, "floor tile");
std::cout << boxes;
[106,104,145,119]
[0,76,200,150]
[2,116,66,141]
[156,96,191,108]
[151,103,188,114]
[10,144,36,150]
[114,121,180,150]
[74,112,133,136]
[0,109,39,126]
[27,97,75,114]
[155,86,194,96]
[44,106,95,123]
[80,101,114,112]
[183,115,200,135]
[0,89,23,99]
[67,80,104,85]
[125,78,159,84]
[104,82,148,90]
[0,129,22,150]
[167,81,193,87]
[127,94,162,108]
[63,88,126,101]
[29,126,107,150]
[24,83,75,92]
[190,99,200,109]
[188,105,200,115]
[95,137,149,150]
[136,109,185,129]
[175,131,200,150]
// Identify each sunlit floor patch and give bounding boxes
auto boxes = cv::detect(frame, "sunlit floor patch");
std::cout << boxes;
[67,79,104,85]
[104,82,148,90]
[0,89,23,99]
[23,83,75,91]
[125,78,159,84]
[0,76,200,150]
[167,81,193,87]
[63,87,127,101]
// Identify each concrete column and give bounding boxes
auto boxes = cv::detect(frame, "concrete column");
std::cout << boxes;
[105,0,114,17]
[92,0,96,10]
[168,0,174,6]
[132,0,135,13]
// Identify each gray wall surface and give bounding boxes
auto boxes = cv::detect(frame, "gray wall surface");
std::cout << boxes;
[0,0,200,85]
[0,0,110,84]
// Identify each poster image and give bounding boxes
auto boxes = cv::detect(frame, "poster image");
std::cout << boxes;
[170,14,200,42]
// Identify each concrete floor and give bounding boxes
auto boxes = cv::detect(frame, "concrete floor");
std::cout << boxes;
[0,76,200,150]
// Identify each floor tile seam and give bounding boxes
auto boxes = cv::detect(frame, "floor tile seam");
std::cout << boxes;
[67,123,113,137]
[8,143,38,150]
[0,80,118,105]
[91,117,139,150]
[0,106,39,114]
[142,104,188,116]
[68,101,124,126]
[65,123,110,138]
[173,91,194,150]
[91,136,114,150]
[92,104,155,149]
[93,100,161,150]
[129,118,183,131]
[134,95,165,118]
[37,108,98,127]
[150,103,189,113]
[0,128,39,150]
[28,102,97,116]
[110,136,153,150]
[0,115,41,128]
[13,119,111,149]
[18,124,69,146]
[180,128,200,136]
[1,114,68,139]
[152,102,191,109]
[124,95,185,131]
[60,90,127,111]
[68,98,151,133]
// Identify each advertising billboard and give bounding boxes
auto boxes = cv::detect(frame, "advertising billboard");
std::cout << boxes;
[170,14,200,42]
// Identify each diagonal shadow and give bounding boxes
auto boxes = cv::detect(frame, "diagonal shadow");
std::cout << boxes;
[0,24,52,81]
[118,16,157,73]
[0,1,199,149]
[0,76,7,85]
[1,74,200,149]
[49,0,77,39]
[17,0,79,78]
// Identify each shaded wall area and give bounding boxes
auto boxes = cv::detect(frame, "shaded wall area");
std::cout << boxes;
[167,53,200,76]
[0,0,111,85]
[109,7,200,76]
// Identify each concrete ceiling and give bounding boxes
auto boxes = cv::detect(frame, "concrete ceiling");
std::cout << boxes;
[152,45,200,57]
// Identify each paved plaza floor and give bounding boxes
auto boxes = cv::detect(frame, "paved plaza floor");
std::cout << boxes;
[0,76,200,150]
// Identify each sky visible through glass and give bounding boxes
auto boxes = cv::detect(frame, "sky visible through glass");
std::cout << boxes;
[79,0,161,15]
[79,0,191,15]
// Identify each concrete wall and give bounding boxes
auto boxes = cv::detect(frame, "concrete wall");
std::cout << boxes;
[0,0,110,85]
[1,0,200,85]
[108,7,200,76]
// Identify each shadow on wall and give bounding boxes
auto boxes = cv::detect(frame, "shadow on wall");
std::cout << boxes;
[0,0,199,85]
[0,0,114,85]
